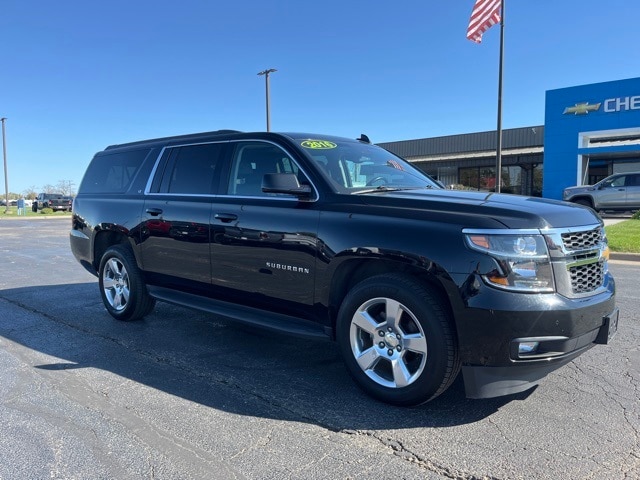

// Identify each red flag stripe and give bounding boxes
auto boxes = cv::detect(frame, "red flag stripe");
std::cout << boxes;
[467,0,501,44]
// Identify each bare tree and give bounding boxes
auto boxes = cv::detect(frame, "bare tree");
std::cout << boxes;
[56,180,76,196]
[42,184,57,194]
[23,185,37,200]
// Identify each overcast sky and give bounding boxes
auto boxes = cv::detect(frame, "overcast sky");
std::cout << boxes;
[1,0,639,194]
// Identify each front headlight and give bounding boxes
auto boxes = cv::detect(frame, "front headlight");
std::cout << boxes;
[464,232,555,293]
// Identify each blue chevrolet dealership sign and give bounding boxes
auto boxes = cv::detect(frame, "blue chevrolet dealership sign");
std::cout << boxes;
[543,77,640,200]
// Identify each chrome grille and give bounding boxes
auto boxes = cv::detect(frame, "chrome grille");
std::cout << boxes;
[545,225,608,298]
[561,228,602,251]
[569,261,605,294]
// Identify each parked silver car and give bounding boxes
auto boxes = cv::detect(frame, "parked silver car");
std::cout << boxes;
[563,172,640,212]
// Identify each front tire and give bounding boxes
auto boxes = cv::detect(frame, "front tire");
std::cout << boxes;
[337,274,460,406]
[98,245,155,321]
[574,198,593,209]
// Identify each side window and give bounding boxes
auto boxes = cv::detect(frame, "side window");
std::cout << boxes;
[626,174,640,187]
[80,148,151,194]
[609,176,626,188]
[162,143,224,195]
[227,142,306,197]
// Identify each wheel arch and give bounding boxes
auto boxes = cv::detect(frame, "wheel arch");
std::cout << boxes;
[92,229,137,272]
[570,195,595,209]
[327,257,456,339]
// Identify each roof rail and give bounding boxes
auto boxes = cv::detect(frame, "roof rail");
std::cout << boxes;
[105,129,244,150]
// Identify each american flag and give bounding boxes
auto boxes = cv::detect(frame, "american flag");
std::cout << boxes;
[386,159,404,171]
[466,0,501,44]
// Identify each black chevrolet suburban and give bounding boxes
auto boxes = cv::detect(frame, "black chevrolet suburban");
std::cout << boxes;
[70,130,618,406]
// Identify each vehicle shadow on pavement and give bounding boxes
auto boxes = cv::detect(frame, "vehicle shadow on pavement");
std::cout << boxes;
[0,282,534,431]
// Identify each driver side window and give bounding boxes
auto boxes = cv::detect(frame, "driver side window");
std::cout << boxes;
[608,176,626,188]
[227,142,310,197]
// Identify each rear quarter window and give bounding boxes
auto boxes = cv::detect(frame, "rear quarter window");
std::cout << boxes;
[79,148,154,194]
[158,143,225,195]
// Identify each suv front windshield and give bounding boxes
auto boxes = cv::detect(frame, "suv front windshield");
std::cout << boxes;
[296,138,440,193]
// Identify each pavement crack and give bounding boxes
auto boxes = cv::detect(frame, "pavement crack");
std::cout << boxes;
[340,429,501,480]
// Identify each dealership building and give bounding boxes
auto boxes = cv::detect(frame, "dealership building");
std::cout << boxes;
[379,77,640,200]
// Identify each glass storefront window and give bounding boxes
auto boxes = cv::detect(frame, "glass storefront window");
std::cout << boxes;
[459,167,480,190]
[532,164,543,197]
[459,165,523,194]
[500,166,522,194]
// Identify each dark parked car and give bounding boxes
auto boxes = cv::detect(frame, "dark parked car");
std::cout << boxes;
[70,130,618,406]
[33,193,73,212]
[563,172,640,212]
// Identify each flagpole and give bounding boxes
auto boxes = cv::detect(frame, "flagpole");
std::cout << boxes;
[495,0,505,193]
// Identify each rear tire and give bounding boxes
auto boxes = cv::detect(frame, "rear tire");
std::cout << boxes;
[336,274,460,406]
[98,245,155,321]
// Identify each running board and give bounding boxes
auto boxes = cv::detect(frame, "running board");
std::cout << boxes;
[147,286,331,340]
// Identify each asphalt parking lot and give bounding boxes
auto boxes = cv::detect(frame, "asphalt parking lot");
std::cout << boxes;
[0,218,638,479]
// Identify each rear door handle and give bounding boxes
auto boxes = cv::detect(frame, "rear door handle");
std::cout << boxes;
[146,208,163,216]
[214,213,238,223]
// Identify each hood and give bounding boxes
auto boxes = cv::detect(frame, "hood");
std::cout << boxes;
[564,185,596,194]
[359,188,602,230]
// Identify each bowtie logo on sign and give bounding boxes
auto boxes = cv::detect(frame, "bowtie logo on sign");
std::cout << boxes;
[564,96,640,115]
[563,103,601,115]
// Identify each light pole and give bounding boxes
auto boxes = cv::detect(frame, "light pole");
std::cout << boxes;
[1,118,8,214]
[257,68,277,131]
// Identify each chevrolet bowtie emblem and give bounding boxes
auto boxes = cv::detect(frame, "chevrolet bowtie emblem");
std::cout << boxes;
[563,102,601,115]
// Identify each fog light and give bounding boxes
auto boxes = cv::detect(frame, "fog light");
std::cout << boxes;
[518,341,539,355]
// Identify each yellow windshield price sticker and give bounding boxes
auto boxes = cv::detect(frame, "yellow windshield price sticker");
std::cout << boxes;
[301,140,337,149]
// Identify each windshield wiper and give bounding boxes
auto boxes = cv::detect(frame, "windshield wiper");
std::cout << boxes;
[353,186,423,194]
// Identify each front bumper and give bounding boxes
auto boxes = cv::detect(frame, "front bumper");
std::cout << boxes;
[462,307,618,398]
[449,271,616,399]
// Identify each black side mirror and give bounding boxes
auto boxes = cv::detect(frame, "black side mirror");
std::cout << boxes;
[262,173,312,198]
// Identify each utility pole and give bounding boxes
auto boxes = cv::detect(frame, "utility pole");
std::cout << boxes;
[257,69,277,131]
[1,118,8,214]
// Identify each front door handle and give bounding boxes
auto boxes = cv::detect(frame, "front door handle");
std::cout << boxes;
[146,208,163,216]
[214,213,238,223]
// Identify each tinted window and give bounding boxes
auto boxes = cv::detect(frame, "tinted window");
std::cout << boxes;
[227,142,306,197]
[80,149,151,193]
[163,143,224,194]
[627,174,640,187]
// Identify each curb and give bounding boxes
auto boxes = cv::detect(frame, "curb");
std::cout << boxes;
[610,252,640,262]
[0,215,71,221]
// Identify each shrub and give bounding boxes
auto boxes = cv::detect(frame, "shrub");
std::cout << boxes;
[632,210,640,220]
[40,207,54,215]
